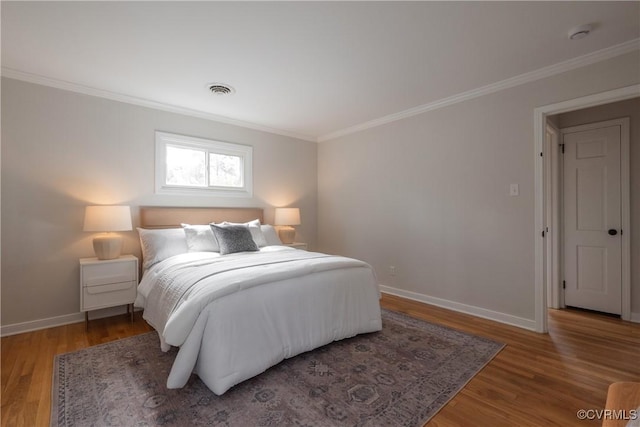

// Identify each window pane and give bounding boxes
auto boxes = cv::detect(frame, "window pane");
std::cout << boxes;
[156,131,252,197]
[166,146,206,186]
[209,153,242,187]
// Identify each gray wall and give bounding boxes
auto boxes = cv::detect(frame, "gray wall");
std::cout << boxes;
[553,97,640,316]
[1,77,318,326]
[3,51,639,330]
[317,51,640,322]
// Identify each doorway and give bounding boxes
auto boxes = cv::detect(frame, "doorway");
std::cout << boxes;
[560,119,628,315]
[533,85,638,333]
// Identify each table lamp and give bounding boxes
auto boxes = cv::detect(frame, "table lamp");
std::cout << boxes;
[83,205,132,260]
[274,207,300,244]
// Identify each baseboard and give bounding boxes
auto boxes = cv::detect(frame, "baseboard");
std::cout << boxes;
[0,305,139,337]
[630,312,640,323]
[379,285,537,331]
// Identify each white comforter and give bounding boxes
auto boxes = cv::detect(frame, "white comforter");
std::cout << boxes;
[136,246,382,394]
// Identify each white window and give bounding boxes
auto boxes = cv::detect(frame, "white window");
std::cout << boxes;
[155,131,252,197]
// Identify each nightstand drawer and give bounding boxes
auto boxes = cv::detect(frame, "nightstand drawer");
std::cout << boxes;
[82,261,136,287]
[82,280,136,310]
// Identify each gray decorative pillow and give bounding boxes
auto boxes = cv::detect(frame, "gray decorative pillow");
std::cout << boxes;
[210,224,259,255]
[220,219,267,247]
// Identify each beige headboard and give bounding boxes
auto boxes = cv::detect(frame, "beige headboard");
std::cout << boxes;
[140,207,264,228]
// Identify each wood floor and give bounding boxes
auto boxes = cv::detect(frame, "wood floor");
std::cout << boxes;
[2,295,639,426]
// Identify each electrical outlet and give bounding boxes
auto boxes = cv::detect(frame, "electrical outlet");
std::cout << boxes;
[389,266,396,276]
[509,183,519,196]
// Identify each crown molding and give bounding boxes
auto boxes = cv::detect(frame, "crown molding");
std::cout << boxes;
[318,38,640,142]
[3,38,638,144]
[0,67,317,143]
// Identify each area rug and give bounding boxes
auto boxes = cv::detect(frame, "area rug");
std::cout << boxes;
[51,309,504,427]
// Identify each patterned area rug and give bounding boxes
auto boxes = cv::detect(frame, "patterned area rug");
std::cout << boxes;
[52,310,503,427]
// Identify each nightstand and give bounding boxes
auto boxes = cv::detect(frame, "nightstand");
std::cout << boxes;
[284,242,308,250]
[80,255,138,330]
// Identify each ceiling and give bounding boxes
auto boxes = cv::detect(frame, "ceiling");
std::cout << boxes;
[2,2,639,142]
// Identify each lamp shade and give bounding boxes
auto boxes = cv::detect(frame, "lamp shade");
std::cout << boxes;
[274,208,301,226]
[83,205,132,232]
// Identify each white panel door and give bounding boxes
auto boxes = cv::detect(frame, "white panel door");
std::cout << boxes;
[563,124,621,315]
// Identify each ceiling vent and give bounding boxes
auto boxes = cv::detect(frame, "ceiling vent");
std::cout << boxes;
[207,83,235,95]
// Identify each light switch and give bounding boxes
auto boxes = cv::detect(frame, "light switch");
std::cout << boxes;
[509,184,519,196]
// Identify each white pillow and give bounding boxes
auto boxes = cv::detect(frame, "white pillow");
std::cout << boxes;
[261,224,282,246]
[181,223,220,252]
[219,219,267,247]
[137,227,188,271]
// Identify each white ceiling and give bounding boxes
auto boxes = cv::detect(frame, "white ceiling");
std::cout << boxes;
[2,2,639,141]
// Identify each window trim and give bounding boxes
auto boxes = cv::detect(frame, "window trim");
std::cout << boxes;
[155,131,253,197]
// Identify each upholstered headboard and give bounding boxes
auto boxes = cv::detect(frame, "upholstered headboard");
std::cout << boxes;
[140,207,264,228]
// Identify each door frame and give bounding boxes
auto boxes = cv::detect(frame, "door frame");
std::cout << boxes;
[545,122,562,310]
[555,118,630,315]
[533,84,638,333]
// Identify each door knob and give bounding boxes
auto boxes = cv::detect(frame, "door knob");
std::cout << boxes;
[608,229,618,236]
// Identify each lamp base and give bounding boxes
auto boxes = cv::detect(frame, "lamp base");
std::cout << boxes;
[278,226,296,244]
[93,234,123,260]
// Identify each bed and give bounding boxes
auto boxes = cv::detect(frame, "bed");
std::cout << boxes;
[134,207,382,395]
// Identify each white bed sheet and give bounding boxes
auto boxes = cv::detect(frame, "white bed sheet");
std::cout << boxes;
[136,246,382,395]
